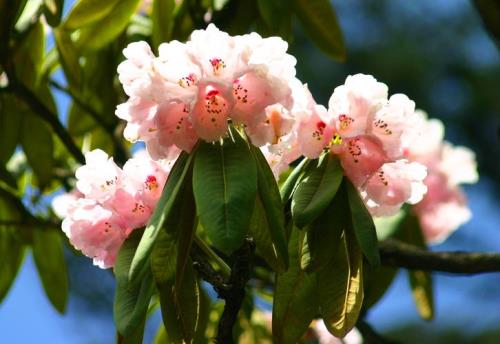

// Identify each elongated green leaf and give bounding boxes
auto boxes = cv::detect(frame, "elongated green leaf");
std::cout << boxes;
[193,134,257,254]
[130,151,193,282]
[114,230,155,337]
[300,192,345,272]
[408,269,434,320]
[0,0,27,52]
[273,228,317,344]
[319,227,364,338]
[32,230,68,313]
[157,262,199,343]
[21,112,54,187]
[75,0,141,52]
[64,0,121,30]
[292,0,346,61]
[0,96,22,164]
[363,265,398,309]
[250,146,288,271]
[249,195,283,272]
[345,180,380,266]
[280,158,309,202]
[0,227,25,303]
[42,0,64,27]
[257,0,291,38]
[151,174,196,289]
[14,20,45,87]
[292,154,343,228]
[152,0,175,48]
[54,29,81,89]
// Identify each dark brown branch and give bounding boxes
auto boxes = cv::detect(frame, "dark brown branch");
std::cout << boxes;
[49,79,130,164]
[357,320,400,344]
[379,239,500,274]
[3,62,85,164]
[192,238,255,344]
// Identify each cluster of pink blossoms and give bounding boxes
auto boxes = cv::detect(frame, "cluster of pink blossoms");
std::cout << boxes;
[287,74,428,216]
[407,111,478,243]
[116,24,297,158]
[54,148,179,268]
[54,25,477,268]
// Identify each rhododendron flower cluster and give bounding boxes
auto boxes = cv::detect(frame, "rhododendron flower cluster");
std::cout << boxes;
[407,111,478,243]
[55,148,179,268]
[296,74,428,216]
[116,24,296,159]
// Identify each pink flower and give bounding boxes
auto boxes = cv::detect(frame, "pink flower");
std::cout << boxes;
[62,199,128,269]
[116,24,296,157]
[75,150,122,202]
[58,148,179,268]
[408,111,478,243]
[320,74,428,216]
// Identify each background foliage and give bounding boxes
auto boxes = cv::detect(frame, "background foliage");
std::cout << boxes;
[0,0,499,343]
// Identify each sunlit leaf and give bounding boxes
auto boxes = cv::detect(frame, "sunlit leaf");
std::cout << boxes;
[273,228,317,343]
[54,29,82,89]
[114,229,155,338]
[75,0,141,52]
[130,151,193,282]
[345,180,380,266]
[292,154,343,228]
[152,0,175,48]
[319,227,363,338]
[64,0,121,30]
[193,132,257,254]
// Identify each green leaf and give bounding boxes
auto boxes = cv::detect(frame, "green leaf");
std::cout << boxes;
[193,133,257,254]
[42,0,64,27]
[318,227,364,338]
[152,0,175,48]
[14,20,45,87]
[0,96,23,164]
[75,0,141,52]
[300,193,345,272]
[249,195,284,272]
[157,262,199,343]
[345,179,380,266]
[292,154,343,228]
[408,269,434,320]
[64,0,121,30]
[257,0,291,38]
[54,28,82,89]
[272,228,317,344]
[130,151,194,282]
[114,230,155,337]
[20,112,54,187]
[250,146,288,271]
[292,0,346,61]
[279,157,309,202]
[0,0,28,50]
[363,265,398,309]
[32,229,69,314]
[0,227,25,303]
[151,173,196,290]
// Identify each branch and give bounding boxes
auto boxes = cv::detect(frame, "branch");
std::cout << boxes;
[192,237,255,344]
[11,79,86,164]
[379,239,500,274]
[49,80,130,164]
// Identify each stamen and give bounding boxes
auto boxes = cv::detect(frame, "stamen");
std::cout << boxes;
[209,58,226,75]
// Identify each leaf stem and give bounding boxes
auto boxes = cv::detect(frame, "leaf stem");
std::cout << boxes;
[193,234,231,278]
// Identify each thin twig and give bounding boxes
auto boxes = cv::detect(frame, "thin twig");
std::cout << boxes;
[49,79,130,164]
[4,62,85,164]
[379,239,500,274]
